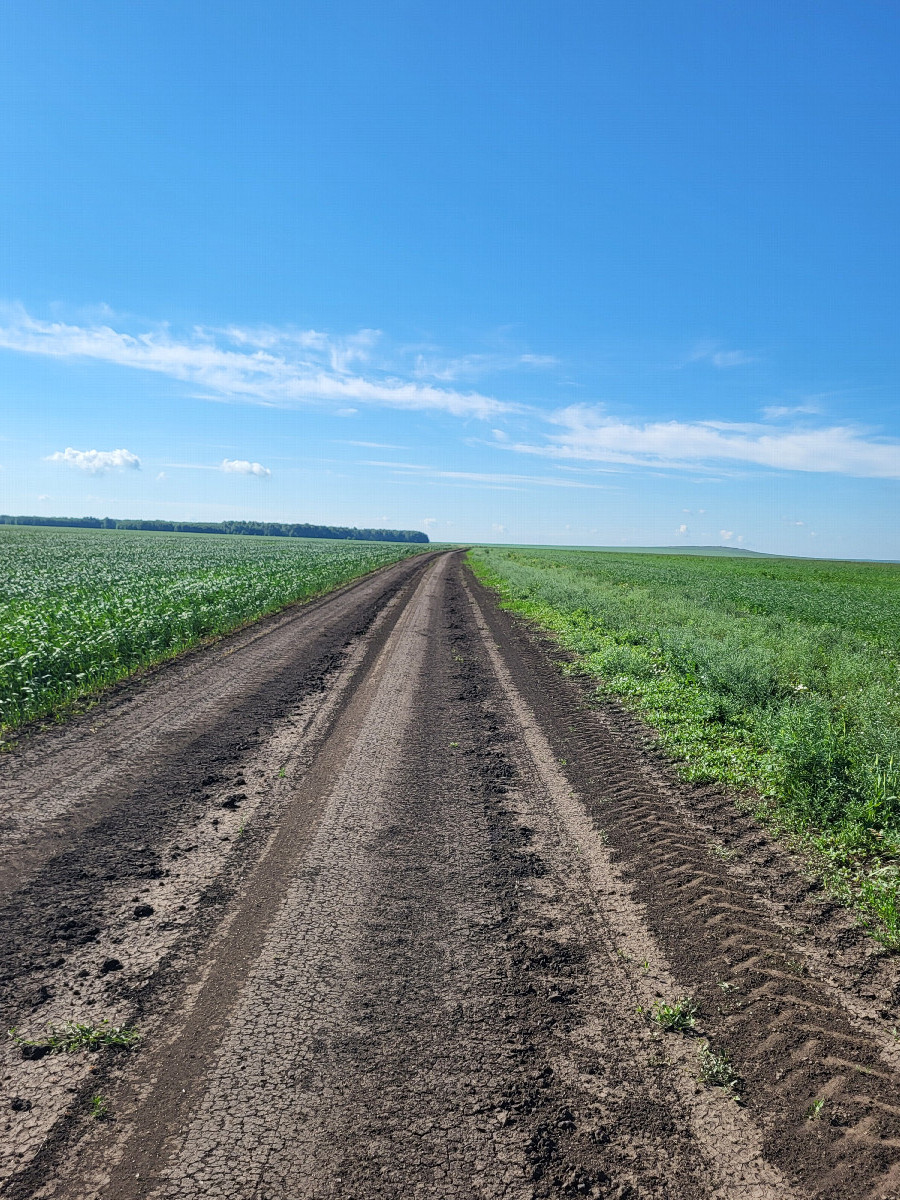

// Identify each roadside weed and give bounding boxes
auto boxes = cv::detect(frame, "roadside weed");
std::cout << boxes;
[697,1043,742,1094]
[650,997,698,1033]
[9,1019,140,1054]
[807,1098,825,1120]
[89,1094,110,1120]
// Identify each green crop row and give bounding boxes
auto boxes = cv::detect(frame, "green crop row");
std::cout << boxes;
[468,545,900,947]
[0,526,428,733]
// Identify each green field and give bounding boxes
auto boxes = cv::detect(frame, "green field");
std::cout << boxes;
[0,526,428,734]
[469,545,900,944]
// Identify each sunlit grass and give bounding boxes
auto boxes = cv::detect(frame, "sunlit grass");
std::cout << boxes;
[469,546,900,946]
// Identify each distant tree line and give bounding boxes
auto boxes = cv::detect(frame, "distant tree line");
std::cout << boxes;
[0,514,429,543]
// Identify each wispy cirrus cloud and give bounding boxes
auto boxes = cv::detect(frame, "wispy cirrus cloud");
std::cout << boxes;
[683,341,757,369]
[412,349,558,382]
[45,446,141,473]
[512,405,900,478]
[0,306,513,419]
[761,403,821,419]
[359,459,613,490]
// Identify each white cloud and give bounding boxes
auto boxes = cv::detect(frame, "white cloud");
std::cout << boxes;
[492,523,506,534]
[412,348,557,382]
[762,404,821,419]
[519,354,558,367]
[423,517,437,529]
[0,306,514,420]
[37,493,49,500]
[720,529,734,540]
[360,460,613,490]
[45,446,141,474]
[338,440,409,449]
[221,458,271,477]
[676,524,688,534]
[512,404,900,478]
[155,471,167,482]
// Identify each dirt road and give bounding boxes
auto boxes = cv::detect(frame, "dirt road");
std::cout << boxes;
[3,551,900,1199]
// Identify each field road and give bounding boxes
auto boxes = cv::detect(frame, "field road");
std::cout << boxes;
[3,551,900,1199]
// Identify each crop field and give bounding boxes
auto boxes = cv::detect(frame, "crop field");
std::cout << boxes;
[0,525,428,733]
[469,545,900,943]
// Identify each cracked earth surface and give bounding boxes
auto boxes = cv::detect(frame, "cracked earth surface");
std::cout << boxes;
[2,551,900,1198]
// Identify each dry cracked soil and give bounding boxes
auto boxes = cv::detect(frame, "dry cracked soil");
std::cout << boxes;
[2,550,900,1199]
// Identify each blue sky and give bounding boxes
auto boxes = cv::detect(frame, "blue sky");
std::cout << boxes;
[1,1,898,555]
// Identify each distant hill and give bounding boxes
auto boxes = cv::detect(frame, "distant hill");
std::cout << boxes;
[485,542,777,557]
[0,514,429,544]
[603,545,777,557]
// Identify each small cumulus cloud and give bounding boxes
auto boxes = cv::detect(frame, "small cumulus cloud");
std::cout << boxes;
[423,517,437,529]
[491,523,506,534]
[221,458,271,477]
[676,524,688,535]
[45,447,140,474]
[155,471,167,482]
[720,529,734,540]
[492,429,509,442]
[37,494,50,500]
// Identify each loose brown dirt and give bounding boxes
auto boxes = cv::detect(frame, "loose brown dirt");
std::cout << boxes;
[1,551,899,1199]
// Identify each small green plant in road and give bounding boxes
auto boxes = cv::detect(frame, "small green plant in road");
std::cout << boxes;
[807,1097,825,1120]
[698,1043,742,1094]
[710,842,735,861]
[650,997,699,1033]
[277,767,286,778]
[9,1019,140,1055]
[89,1094,110,1120]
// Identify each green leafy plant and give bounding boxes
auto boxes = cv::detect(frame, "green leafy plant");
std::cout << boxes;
[649,997,698,1033]
[9,1019,140,1055]
[0,526,430,735]
[698,1043,742,1093]
[89,1093,110,1120]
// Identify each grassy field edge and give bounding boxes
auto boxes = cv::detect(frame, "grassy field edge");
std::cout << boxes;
[468,548,900,949]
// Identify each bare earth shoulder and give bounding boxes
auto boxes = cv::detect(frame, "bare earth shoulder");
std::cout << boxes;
[2,551,899,1199]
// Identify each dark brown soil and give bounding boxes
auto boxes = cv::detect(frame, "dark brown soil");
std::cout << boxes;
[1,552,898,1199]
